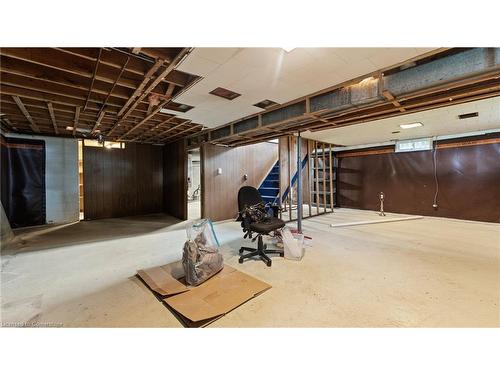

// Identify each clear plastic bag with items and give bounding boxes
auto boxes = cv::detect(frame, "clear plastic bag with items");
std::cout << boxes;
[182,219,223,286]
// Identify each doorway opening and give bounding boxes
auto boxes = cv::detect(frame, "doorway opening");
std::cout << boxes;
[187,148,201,220]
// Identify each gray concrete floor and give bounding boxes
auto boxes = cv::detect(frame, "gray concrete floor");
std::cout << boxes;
[1,209,499,327]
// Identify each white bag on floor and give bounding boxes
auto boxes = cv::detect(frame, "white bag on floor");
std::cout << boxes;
[281,226,304,260]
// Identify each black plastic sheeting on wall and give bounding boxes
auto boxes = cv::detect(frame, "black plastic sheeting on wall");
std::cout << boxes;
[0,135,46,228]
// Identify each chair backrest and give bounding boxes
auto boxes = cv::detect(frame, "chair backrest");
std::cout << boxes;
[237,186,263,214]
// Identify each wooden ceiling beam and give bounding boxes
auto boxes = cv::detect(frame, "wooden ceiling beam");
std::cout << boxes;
[0,68,132,102]
[161,122,199,142]
[140,119,192,142]
[165,125,204,143]
[0,76,133,108]
[131,116,177,141]
[0,48,140,90]
[46,102,59,134]
[1,82,154,121]
[307,89,500,133]
[113,103,166,139]
[1,117,16,132]
[118,48,190,122]
[109,49,191,137]
[165,82,176,97]
[83,48,102,112]
[1,83,124,112]
[115,59,164,119]
[93,56,130,130]
[92,111,106,133]
[12,95,40,132]
[53,47,151,76]
[1,109,95,126]
[382,90,406,112]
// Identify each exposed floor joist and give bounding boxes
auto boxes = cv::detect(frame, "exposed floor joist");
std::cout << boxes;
[0,48,202,143]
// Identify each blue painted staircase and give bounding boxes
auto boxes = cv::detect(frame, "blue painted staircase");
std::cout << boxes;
[258,161,280,205]
[258,155,309,206]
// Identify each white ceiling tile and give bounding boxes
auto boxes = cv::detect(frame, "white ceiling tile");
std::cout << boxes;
[178,55,220,76]
[176,47,442,129]
[192,48,241,64]
[367,48,423,69]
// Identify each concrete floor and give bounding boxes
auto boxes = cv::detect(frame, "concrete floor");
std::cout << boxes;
[1,209,499,327]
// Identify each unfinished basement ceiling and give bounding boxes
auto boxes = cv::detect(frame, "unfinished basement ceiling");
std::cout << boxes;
[172,48,436,127]
[0,48,204,143]
[303,96,500,146]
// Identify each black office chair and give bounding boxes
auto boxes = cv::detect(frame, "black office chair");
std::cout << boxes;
[237,186,285,267]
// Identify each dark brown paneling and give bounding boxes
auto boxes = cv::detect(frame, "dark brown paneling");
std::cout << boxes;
[201,142,279,222]
[163,140,187,220]
[337,137,500,223]
[83,143,163,220]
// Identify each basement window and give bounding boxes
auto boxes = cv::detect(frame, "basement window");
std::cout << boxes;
[84,139,125,149]
[209,87,241,100]
[395,138,432,153]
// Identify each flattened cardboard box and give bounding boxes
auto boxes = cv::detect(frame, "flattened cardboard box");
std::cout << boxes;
[137,261,271,327]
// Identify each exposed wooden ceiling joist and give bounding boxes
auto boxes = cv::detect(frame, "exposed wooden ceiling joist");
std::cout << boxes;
[46,102,59,134]
[83,48,102,112]
[382,90,406,112]
[12,95,40,132]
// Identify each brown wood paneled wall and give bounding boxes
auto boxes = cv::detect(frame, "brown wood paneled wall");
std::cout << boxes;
[337,135,500,223]
[201,142,279,222]
[163,139,187,220]
[83,143,163,220]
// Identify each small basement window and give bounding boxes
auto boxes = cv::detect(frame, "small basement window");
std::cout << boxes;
[84,140,125,149]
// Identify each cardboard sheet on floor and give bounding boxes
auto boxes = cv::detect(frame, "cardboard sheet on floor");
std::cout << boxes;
[137,261,271,327]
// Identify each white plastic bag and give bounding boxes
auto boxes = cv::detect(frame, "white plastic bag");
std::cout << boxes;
[182,219,223,286]
[281,226,304,260]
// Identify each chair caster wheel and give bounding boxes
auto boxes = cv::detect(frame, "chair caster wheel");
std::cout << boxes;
[266,260,272,267]
[238,258,244,264]
[239,249,244,254]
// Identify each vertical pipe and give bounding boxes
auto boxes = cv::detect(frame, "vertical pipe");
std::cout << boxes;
[314,141,319,215]
[307,140,312,218]
[322,143,327,214]
[287,136,292,221]
[297,133,302,232]
[329,144,334,212]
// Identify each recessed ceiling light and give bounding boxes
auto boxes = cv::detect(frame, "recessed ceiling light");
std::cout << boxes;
[66,126,74,131]
[400,122,423,129]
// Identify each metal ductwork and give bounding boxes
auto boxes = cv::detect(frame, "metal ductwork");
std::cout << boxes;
[188,48,500,147]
